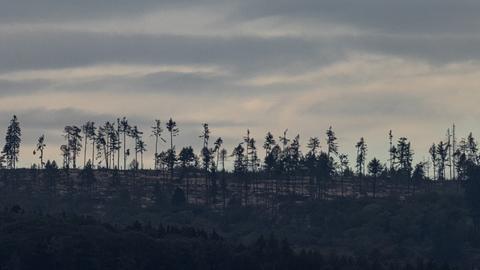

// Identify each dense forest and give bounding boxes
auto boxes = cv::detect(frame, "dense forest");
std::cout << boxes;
[0,115,480,269]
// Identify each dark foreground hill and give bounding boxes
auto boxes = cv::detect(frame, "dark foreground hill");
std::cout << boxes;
[0,206,460,270]
[0,168,479,269]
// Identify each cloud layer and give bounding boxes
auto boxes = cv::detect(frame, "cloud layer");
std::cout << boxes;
[0,0,479,168]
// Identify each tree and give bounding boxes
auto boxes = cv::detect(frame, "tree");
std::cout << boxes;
[389,130,395,171]
[219,148,228,210]
[166,118,179,180]
[396,137,413,176]
[151,119,166,170]
[106,122,120,170]
[306,137,320,184]
[119,117,131,170]
[179,146,197,168]
[412,162,426,194]
[436,141,448,180]
[339,154,349,197]
[355,138,367,176]
[130,126,144,170]
[279,129,290,151]
[199,123,213,203]
[2,115,21,169]
[232,143,247,204]
[467,133,478,164]
[285,134,301,191]
[368,158,383,177]
[307,137,320,157]
[429,144,438,180]
[136,138,147,170]
[326,126,338,160]
[96,126,108,168]
[213,137,223,170]
[60,144,70,169]
[368,158,383,198]
[33,135,46,169]
[263,132,276,159]
[63,126,82,169]
[82,121,96,168]
[315,152,333,199]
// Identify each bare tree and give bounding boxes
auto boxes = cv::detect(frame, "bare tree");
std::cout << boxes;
[166,118,179,180]
[151,119,166,170]
[33,135,46,169]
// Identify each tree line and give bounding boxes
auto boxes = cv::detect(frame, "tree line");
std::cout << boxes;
[1,116,478,185]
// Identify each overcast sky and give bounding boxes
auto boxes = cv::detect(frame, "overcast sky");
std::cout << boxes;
[1,0,480,169]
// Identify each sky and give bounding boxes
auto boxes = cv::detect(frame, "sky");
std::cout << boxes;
[1,0,480,169]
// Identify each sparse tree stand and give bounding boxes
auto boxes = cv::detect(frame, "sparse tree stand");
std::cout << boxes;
[63,126,82,169]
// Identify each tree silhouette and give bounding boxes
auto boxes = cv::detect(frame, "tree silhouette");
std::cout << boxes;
[106,122,120,170]
[355,138,367,176]
[82,121,96,168]
[219,148,228,209]
[368,158,383,198]
[2,115,21,169]
[467,133,478,164]
[429,144,437,180]
[389,130,395,171]
[279,129,290,151]
[96,125,108,168]
[232,143,247,204]
[151,119,166,170]
[412,162,426,194]
[130,126,144,170]
[339,154,349,197]
[136,137,147,170]
[63,126,82,169]
[263,132,276,159]
[306,137,321,190]
[33,135,46,169]
[326,126,338,160]
[166,118,179,180]
[119,117,131,170]
[396,137,413,176]
[436,141,448,180]
[213,137,223,170]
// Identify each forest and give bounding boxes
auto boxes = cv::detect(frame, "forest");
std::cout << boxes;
[0,115,479,269]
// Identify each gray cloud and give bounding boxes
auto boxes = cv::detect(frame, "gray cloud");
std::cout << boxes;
[0,31,332,75]
[233,0,480,35]
[0,0,479,170]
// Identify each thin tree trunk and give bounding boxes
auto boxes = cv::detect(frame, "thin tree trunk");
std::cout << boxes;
[84,136,88,168]
[92,141,95,168]
[155,135,158,170]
